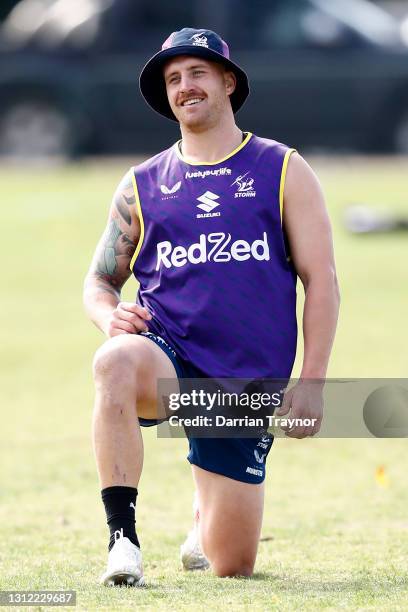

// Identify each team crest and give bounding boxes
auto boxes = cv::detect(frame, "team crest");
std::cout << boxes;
[190,32,209,47]
[231,172,256,198]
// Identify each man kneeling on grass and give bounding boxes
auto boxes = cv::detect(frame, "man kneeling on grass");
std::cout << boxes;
[83,27,340,586]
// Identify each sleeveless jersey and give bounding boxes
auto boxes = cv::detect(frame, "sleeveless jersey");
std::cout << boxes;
[130,132,297,378]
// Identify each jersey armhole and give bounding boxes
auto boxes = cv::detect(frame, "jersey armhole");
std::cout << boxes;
[279,148,297,226]
[129,169,145,271]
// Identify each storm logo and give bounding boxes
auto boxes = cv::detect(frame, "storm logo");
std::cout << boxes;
[190,32,209,47]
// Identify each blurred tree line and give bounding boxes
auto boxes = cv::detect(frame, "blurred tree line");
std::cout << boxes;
[0,0,404,23]
[0,0,19,21]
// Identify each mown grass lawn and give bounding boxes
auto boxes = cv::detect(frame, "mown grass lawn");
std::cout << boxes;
[0,156,407,610]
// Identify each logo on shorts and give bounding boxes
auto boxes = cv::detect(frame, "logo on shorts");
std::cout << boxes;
[254,449,266,464]
[231,172,256,198]
[256,433,272,451]
[246,466,263,477]
[196,191,221,218]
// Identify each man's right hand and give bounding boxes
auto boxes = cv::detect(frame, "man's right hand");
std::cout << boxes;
[105,302,152,337]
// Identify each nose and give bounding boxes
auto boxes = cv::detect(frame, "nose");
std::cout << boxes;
[178,72,194,93]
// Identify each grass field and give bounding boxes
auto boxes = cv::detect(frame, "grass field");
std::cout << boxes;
[1,156,407,610]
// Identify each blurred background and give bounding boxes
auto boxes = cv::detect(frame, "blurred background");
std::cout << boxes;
[1,3,408,607]
[1,0,408,158]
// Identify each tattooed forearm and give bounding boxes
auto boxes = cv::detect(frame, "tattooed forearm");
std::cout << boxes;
[88,277,121,298]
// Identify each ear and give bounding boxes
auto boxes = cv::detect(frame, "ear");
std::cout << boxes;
[224,70,236,96]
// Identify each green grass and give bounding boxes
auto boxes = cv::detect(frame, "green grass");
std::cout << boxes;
[0,156,407,610]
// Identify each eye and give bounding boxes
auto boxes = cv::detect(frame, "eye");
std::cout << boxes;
[193,70,204,77]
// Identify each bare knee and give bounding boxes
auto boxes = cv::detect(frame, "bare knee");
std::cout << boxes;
[92,335,173,420]
[92,336,149,384]
[203,535,256,578]
[211,557,255,578]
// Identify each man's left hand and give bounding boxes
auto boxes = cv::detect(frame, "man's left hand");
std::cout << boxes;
[275,380,323,438]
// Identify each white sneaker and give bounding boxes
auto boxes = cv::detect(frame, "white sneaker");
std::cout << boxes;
[180,495,210,571]
[100,529,144,587]
[180,527,210,571]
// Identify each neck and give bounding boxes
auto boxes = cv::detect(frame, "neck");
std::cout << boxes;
[179,114,243,163]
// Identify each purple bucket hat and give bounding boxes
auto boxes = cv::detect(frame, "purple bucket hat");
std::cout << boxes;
[139,27,250,121]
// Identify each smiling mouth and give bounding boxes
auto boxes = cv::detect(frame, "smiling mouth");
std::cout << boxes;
[181,98,204,107]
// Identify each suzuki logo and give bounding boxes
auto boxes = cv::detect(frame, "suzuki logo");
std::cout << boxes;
[196,191,220,212]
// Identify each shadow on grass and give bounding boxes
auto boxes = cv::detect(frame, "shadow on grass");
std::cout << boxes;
[250,572,408,594]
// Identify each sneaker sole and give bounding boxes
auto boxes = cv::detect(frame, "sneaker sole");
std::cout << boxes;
[181,550,210,571]
[101,571,145,587]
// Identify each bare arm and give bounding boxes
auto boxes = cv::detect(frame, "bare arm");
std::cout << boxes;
[283,153,340,379]
[83,170,151,337]
[276,153,340,438]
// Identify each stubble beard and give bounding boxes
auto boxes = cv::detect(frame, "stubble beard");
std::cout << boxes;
[178,98,226,134]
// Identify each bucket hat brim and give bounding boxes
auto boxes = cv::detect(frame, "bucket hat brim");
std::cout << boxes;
[139,45,249,122]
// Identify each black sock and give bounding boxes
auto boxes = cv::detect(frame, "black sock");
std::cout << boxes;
[101,486,140,551]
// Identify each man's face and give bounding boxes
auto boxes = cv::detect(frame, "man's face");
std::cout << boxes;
[163,55,236,129]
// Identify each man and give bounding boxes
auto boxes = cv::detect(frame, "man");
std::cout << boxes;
[83,27,340,586]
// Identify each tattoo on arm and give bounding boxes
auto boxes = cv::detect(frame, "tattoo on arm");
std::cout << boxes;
[116,198,131,225]
[123,193,135,206]
[85,171,139,298]
[97,220,122,276]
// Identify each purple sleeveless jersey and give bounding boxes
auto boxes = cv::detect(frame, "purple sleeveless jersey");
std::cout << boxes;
[130,133,297,378]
